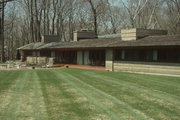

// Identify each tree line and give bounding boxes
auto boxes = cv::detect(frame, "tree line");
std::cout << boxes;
[0,0,180,61]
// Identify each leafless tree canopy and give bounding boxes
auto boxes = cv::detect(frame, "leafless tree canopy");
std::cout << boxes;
[0,0,180,61]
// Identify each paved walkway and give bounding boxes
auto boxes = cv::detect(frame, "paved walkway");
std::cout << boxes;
[63,64,106,71]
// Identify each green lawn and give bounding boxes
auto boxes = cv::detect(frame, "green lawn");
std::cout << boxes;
[0,68,179,120]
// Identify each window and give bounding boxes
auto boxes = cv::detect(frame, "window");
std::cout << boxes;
[32,51,36,57]
[114,50,121,61]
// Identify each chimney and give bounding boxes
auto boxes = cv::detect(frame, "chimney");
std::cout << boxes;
[121,28,168,41]
[73,29,97,41]
[41,35,60,43]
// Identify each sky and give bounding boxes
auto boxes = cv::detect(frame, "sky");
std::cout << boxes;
[110,0,121,5]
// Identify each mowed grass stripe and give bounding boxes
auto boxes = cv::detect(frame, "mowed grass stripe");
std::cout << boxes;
[0,71,22,119]
[0,69,179,120]
[51,69,153,120]
[82,70,180,104]
[58,69,155,119]
[60,68,180,120]
[117,71,180,87]
[0,70,48,120]
[117,72,180,95]
[52,70,124,120]
[37,69,97,120]
[30,71,48,120]
[80,69,180,119]
[81,70,180,101]
[83,70,180,97]
[0,71,20,93]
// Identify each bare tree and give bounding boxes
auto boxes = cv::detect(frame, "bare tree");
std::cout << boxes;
[0,0,5,62]
[86,0,101,35]
[0,0,15,62]
[163,0,180,34]
[1,0,179,61]
[121,0,149,28]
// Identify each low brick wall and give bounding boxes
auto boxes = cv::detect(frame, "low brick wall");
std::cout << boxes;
[26,57,54,65]
[113,61,180,75]
[27,57,37,64]
[48,58,54,64]
[37,57,47,65]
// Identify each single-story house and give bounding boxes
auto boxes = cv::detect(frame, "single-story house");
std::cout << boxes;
[18,28,180,75]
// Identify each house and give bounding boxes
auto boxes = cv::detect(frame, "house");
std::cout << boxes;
[18,28,180,75]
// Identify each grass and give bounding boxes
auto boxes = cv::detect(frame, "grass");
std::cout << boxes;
[0,68,179,120]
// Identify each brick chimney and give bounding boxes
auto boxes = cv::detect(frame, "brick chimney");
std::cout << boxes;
[41,35,60,43]
[121,28,168,41]
[73,29,97,41]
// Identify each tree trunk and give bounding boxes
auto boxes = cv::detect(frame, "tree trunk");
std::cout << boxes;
[87,0,98,35]
[0,0,5,62]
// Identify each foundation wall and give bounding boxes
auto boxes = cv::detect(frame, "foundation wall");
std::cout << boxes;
[113,61,180,75]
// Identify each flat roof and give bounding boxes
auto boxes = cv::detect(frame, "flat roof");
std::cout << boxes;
[18,35,180,50]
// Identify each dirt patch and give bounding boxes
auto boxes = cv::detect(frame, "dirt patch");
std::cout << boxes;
[91,114,110,120]
[0,92,13,111]
[81,104,96,111]
[101,99,114,108]
[74,97,88,103]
